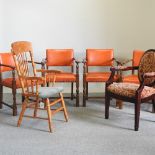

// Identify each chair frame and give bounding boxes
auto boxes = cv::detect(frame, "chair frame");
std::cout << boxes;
[0,58,44,116]
[11,41,68,132]
[45,49,80,107]
[105,49,155,131]
[82,49,121,107]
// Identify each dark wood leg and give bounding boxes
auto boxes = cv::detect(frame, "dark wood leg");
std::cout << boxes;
[83,78,86,107]
[47,82,49,87]
[135,101,141,131]
[105,93,110,119]
[12,87,17,116]
[71,82,74,100]
[0,85,3,109]
[86,82,88,100]
[76,79,79,107]
[152,97,155,113]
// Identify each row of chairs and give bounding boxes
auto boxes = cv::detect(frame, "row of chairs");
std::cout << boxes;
[0,48,144,116]
[0,41,155,132]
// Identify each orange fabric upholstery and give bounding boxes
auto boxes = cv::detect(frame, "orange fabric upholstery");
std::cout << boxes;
[45,49,79,107]
[86,49,114,66]
[122,50,144,84]
[46,49,73,66]
[46,73,76,82]
[0,53,15,72]
[2,78,43,89]
[83,49,119,107]
[132,50,144,66]
[122,75,139,84]
[85,72,118,82]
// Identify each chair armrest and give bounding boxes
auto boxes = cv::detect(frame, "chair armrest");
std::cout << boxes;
[0,63,15,70]
[121,59,133,66]
[110,66,139,72]
[113,58,122,66]
[144,72,155,78]
[28,60,46,69]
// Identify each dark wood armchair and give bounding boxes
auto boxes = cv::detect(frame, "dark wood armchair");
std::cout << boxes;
[82,49,121,107]
[105,49,155,131]
[45,49,80,107]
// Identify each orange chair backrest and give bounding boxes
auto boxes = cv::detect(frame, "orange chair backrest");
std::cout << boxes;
[46,49,74,66]
[132,50,144,66]
[86,49,114,66]
[0,53,15,72]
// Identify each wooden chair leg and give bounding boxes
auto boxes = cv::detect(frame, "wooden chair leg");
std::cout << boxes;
[60,93,68,122]
[86,82,88,100]
[152,98,155,113]
[71,82,74,100]
[83,78,86,107]
[135,101,141,131]
[12,87,17,116]
[33,97,39,117]
[76,78,79,107]
[0,85,3,109]
[17,99,28,127]
[46,98,53,133]
[105,94,110,119]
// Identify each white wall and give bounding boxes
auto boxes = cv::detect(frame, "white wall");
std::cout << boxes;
[1,0,155,92]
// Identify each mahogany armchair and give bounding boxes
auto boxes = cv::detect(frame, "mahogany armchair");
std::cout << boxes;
[45,49,80,107]
[83,49,120,107]
[105,49,155,131]
[11,41,68,132]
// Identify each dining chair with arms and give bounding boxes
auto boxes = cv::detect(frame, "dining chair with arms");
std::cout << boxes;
[105,49,155,131]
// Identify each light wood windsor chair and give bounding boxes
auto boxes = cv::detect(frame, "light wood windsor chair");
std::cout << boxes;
[11,41,68,132]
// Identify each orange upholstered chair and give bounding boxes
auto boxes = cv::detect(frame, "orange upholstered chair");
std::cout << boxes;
[45,49,80,107]
[0,53,18,115]
[122,50,144,84]
[83,49,120,107]
[0,53,44,116]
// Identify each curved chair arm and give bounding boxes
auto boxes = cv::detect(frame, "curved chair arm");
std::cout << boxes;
[28,60,45,69]
[120,59,133,66]
[106,66,139,87]
[110,66,139,72]
[113,58,122,66]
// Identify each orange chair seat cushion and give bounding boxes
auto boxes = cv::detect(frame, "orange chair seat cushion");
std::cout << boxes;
[46,73,77,82]
[107,82,155,98]
[2,78,22,88]
[122,75,139,84]
[2,78,43,88]
[85,72,118,82]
